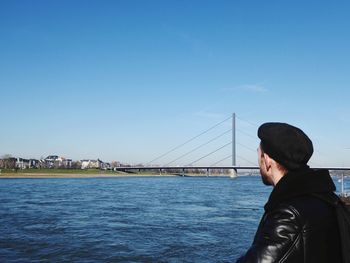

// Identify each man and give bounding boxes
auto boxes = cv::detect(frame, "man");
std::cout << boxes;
[237,122,342,263]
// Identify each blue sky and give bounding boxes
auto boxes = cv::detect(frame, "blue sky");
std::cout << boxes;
[1,0,350,167]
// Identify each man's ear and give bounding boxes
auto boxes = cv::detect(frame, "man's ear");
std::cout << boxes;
[263,153,271,171]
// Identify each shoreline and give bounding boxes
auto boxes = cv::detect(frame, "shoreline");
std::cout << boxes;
[0,173,178,179]
[0,173,234,179]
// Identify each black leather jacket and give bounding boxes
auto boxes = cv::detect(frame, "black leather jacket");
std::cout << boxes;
[236,168,342,263]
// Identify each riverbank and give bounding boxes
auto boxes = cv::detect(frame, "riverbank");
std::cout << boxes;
[0,173,235,178]
[0,168,237,178]
[0,168,160,178]
[0,170,233,178]
[0,172,177,178]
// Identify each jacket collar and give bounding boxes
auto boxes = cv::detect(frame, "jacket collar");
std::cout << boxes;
[264,168,336,211]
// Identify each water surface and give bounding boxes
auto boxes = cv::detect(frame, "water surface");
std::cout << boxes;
[0,176,281,262]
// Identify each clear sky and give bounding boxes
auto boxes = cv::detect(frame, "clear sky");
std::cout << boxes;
[1,0,350,167]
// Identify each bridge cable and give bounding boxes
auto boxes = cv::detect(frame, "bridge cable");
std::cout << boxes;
[236,115,259,128]
[210,153,258,167]
[237,128,257,141]
[210,155,232,167]
[187,141,232,166]
[147,115,232,165]
[236,142,257,153]
[237,155,258,166]
[165,129,232,166]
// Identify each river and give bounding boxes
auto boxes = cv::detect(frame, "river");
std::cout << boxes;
[0,175,345,262]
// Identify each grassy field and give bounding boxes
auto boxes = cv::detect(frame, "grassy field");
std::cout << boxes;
[0,168,169,178]
[0,168,231,178]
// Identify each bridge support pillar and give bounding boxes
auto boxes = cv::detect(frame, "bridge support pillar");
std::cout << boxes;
[232,113,236,169]
[229,168,237,178]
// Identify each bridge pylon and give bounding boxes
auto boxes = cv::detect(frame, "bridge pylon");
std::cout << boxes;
[230,113,237,177]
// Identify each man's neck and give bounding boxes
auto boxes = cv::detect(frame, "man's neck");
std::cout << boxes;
[271,168,286,187]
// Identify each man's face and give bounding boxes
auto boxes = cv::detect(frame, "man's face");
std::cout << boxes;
[258,145,272,186]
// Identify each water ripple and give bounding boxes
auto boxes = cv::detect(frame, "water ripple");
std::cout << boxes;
[0,176,271,262]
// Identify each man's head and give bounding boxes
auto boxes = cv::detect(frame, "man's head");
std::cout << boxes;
[257,122,314,185]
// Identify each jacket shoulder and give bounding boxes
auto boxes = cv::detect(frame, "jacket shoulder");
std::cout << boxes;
[279,195,337,227]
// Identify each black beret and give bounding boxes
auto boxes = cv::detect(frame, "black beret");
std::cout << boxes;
[258,122,313,170]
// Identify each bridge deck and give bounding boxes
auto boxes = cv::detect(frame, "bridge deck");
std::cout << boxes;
[114,166,350,171]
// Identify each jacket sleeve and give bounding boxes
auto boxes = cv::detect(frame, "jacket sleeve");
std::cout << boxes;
[236,206,302,263]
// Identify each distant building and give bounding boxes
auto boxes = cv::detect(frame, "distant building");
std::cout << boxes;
[0,158,17,169]
[44,155,59,167]
[44,155,72,168]
[29,159,40,168]
[15,158,40,169]
[101,162,111,170]
[16,158,30,169]
[80,159,109,169]
[81,159,98,169]
[61,158,72,168]
[111,161,121,168]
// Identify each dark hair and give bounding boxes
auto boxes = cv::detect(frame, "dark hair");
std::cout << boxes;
[260,143,288,174]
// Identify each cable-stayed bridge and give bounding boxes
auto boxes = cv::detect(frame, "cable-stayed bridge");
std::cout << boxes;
[114,113,350,174]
